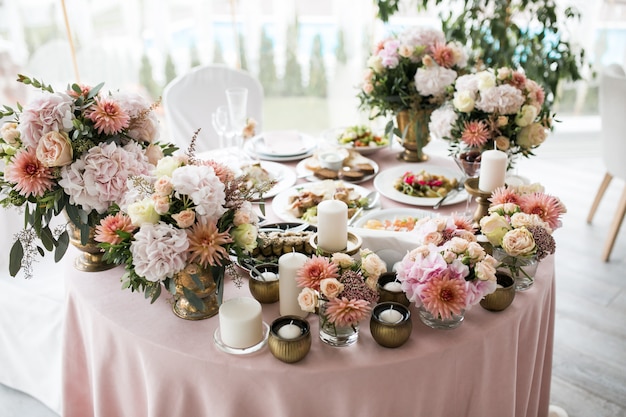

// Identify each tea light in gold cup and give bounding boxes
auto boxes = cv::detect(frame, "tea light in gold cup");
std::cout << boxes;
[370,302,412,348]
[480,271,516,312]
[248,263,280,304]
[268,316,311,363]
[377,272,410,307]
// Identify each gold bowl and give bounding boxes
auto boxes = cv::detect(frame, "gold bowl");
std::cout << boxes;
[377,272,410,307]
[268,316,311,363]
[370,302,412,348]
[310,232,362,256]
[480,272,516,311]
[248,263,280,304]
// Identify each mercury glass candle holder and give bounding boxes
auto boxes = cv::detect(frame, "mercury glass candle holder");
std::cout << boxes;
[377,272,410,307]
[370,302,412,348]
[268,316,311,363]
[248,263,280,304]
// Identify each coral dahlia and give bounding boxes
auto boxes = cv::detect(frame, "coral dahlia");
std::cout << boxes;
[420,271,467,320]
[187,220,233,267]
[4,149,54,197]
[519,192,566,230]
[87,97,130,135]
[460,120,490,148]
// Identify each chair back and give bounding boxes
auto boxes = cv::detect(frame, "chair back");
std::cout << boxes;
[600,63,626,181]
[162,64,264,153]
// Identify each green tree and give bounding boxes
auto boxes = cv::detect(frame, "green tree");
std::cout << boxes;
[308,34,327,97]
[374,0,588,107]
[164,53,177,85]
[238,33,248,71]
[335,28,348,66]
[258,28,279,96]
[138,53,160,99]
[282,19,304,96]
[213,40,225,64]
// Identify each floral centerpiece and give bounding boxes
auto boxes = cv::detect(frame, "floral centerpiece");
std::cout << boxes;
[296,250,386,346]
[357,26,468,162]
[429,67,553,167]
[479,183,566,290]
[396,215,498,329]
[0,75,173,277]
[95,151,274,319]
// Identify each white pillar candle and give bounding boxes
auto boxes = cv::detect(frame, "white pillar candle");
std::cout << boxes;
[478,149,508,193]
[317,199,348,252]
[383,281,403,292]
[218,297,264,349]
[278,252,309,317]
[277,323,302,339]
[379,307,403,324]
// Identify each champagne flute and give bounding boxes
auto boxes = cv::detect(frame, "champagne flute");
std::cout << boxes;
[211,106,229,149]
[226,87,249,162]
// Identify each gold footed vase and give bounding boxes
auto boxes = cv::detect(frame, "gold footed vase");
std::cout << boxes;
[172,264,220,320]
[67,221,116,272]
[396,109,433,162]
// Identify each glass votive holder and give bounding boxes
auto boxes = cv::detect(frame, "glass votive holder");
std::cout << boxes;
[268,316,311,363]
[377,272,409,307]
[370,302,412,348]
[248,263,280,304]
[480,271,515,311]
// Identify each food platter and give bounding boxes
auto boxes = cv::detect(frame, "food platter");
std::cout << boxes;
[237,161,297,199]
[321,126,390,155]
[295,152,379,184]
[352,207,436,232]
[373,164,466,207]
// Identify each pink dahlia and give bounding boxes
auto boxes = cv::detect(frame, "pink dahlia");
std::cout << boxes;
[420,271,467,320]
[95,212,136,245]
[430,43,456,68]
[87,97,130,135]
[187,220,233,267]
[202,159,235,185]
[4,149,54,197]
[451,214,474,232]
[325,297,371,327]
[518,192,566,230]
[460,120,490,148]
[297,255,339,291]
[490,186,522,206]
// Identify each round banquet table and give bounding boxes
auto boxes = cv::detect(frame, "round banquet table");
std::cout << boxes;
[61,145,554,417]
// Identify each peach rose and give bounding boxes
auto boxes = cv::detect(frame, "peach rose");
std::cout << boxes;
[154,176,173,197]
[145,143,164,165]
[151,195,171,215]
[1,122,20,146]
[331,253,354,269]
[495,136,510,151]
[517,123,547,149]
[172,209,195,228]
[446,236,469,254]
[466,241,485,261]
[501,228,536,257]
[475,259,497,281]
[360,251,386,279]
[35,131,73,167]
[320,278,344,299]
[297,287,318,313]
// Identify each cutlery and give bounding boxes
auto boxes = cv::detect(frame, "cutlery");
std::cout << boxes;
[348,191,380,226]
[259,222,311,233]
[433,180,465,210]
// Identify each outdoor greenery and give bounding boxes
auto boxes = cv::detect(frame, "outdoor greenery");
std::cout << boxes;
[375,0,589,107]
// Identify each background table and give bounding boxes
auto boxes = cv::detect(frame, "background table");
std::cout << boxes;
[62,145,554,417]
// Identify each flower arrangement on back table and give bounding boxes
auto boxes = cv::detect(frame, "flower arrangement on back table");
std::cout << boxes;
[96,148,275,304]
[358,26,468,118]
[429,67,553,165]
[0,75,174,277]
[396,215,498,328]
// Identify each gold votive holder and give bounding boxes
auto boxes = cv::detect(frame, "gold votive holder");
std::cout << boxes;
[480,272,516,311]
[464,177,493,229]
[377,272,410,307]
[268,316,311,363]
[370,302,412,348]
[248,263,280,304]
[309,231,362,256]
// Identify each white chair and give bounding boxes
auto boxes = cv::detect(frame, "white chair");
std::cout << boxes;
[162,64,264,154]
[587,63,626,261]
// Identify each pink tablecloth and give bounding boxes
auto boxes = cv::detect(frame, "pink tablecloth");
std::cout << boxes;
[62,147,554,417]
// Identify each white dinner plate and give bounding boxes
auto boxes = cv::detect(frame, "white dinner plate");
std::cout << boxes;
[322,127,390,155]
[237,161,297,200]
[353,207,436,231]
[245,131,318,161]
[373,164,467,207]
[272,180,373,224]
[295,154,379,184]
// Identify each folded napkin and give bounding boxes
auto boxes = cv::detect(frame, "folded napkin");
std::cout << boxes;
[349,227,418,270]
[259,131,305,155]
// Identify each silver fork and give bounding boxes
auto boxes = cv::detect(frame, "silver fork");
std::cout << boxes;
[259,222,311,233]
[433,179,466,210]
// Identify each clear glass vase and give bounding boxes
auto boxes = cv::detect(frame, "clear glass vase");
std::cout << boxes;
[492,247,539,291]
[417,305,465,329]
[318,300,359,347]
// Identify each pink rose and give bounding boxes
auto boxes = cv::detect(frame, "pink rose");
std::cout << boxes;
[152,195,171,215]
[501,228,536,257]
[320,278,344,299]
[297,287,318,313]
[35,131,73,167]
[154,176,173,196]
[171,209,196,228]
[145,143,164,165]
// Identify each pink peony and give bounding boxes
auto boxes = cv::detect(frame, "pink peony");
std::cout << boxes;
[18,92,74,148]
[129,222,189,282]
[95,212,136,245]
[4,148,55,197]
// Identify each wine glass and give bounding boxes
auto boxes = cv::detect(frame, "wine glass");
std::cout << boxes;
[454,149,482,217]
[226,87,250,163]
[211,106,229,149]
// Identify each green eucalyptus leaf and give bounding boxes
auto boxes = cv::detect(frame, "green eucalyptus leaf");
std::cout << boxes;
[40,226,54,251]
[182,287,204,312]
[9,240,24,277]
[54,231,70,262]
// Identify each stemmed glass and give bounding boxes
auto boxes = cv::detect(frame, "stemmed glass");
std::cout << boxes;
[225,87,248,152]
[211,105,229,149]
[454,149,482,217]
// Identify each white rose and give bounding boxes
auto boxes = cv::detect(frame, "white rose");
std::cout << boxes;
[479,212,512,246]
[367,55,384,74]
[515,104,539,127]
[231,223,258,253]
[331,253,354,269]
[453,91,475,113]
[1,122,20,146]
[128,198,160,226]
[517,123,547,148]
[155,156,184,178]
[477,71,496,91]
[361,251,387,279]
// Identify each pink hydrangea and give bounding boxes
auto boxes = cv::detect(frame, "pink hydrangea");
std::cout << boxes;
[170,165,226,221]
[18,92,74,148]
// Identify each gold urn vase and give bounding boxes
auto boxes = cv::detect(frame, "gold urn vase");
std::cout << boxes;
[396,109,433,162]
[67,220,116,272]
[172,264,220,320]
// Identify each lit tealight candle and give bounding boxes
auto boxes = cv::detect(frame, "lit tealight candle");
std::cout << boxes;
[383,281,403,293]
[277,322,302,339]
[317,200,348,253]
[478,149,507,193]
[260,271,278,281]
[379,307,403,324]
